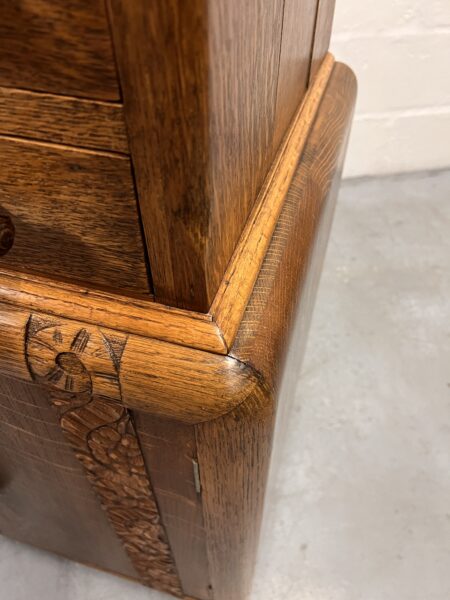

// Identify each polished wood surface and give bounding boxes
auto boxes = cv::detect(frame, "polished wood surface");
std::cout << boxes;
[26,318,182,596]
[0,0,352,595]
[0,373,137,579]
[0,57,356,599]
[135,415,211,600]
[0,305,256,424]
[0,87,128,153]
[0,270,226,354]
[194,62,356,600]
[0,58,333,357]
[0,137,149,294]
[233,62,356,384]
[196,382,274,600]
[107,0,323,311]
[211,55,334,349]
[0,0,119,100]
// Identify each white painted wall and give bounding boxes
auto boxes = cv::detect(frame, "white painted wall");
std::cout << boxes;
[330,0,450,178]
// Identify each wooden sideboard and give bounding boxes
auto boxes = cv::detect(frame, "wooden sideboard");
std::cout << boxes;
[0,2,356,599]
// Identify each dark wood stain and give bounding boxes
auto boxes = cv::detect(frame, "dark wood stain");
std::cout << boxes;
[0,87,129,153]
[0,0,120,100]
[0,373,137,578]
[108,0,309,311]
[134,414,212,600]
[0,137,149,295]
[196,63,357,600]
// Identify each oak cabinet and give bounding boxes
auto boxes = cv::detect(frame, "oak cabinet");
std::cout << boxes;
[0,2,355,599]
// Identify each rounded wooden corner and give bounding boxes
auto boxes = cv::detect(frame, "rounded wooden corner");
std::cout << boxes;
[0,302,263,425]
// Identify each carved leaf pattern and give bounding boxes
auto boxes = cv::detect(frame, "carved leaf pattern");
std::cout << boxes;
[26,315,183,597]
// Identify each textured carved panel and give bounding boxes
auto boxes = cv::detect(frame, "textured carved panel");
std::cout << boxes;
[25,314,182,596]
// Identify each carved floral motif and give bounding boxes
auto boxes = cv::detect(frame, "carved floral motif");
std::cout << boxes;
[25,315,182,596]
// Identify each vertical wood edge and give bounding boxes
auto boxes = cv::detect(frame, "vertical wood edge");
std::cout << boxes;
[195,380,276,600]
[309,0,337,83]
[196,61,357,600]
[133,414,213,599]
[105,0,210,311]
[210,54,335,347]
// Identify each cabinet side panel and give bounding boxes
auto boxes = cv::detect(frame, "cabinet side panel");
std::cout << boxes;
[195,386,275,600]
[205,0,285,308]
[197,63,356,600]
[107,0,287,311]
[0,374,137,578]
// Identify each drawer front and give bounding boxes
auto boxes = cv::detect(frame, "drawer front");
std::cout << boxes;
[0,0,119,100]
[0,137,150,295]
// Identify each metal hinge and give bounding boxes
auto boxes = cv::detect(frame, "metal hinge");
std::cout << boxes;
[192,459,201,495]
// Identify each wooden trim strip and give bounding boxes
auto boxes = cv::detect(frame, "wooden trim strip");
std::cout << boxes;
[0,304,256,423]
[0,270,227,354]
[0,86,129,154]
[210,53,335,349]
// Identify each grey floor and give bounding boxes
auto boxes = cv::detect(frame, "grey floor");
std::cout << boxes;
[1,170,449,599]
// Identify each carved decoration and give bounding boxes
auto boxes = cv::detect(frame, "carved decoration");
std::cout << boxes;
[25,314,183,596]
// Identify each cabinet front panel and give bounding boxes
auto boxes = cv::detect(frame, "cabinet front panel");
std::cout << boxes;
[0,0,120,100]
[0,374,137,577]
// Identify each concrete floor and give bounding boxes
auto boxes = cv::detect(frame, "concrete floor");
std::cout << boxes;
[0,170,449,599]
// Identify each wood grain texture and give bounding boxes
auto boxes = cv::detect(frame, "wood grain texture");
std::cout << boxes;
[135,415,212,600]
[233,61,357,384]
[120,335,257,422]
[0,0,120,100]
[107,0,210,310]
[0,270,226,354]
[196,382,275,600]
[0,373,138,579]
[211,55,335,350]
[309,0,337,83]
[25,315,182,595]
[195,62,356,600]
[272,0,319,151]
[0,305,256,423]
[107,0,319,311]
[0,87,128,153]
[0,59,334,357]
[0,137,149,295]
[0,60,356,600]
